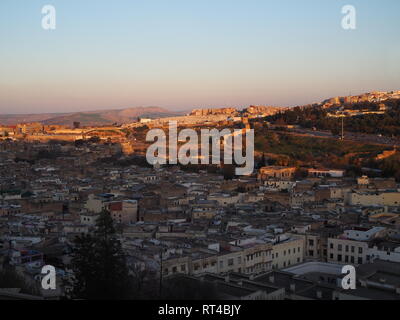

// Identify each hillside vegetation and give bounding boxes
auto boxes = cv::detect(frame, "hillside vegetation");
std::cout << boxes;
[266,99,400,137]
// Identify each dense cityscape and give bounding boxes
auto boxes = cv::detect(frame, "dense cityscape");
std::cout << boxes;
[1,91,400,300]
[1,1,400,311]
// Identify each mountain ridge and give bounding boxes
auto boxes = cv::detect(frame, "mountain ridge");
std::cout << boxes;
[0,107,184,126]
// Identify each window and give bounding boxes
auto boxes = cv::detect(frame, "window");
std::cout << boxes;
[345,245,349,252]
[338,244,343,252]
[330,243,334,249]
[358,257,363,265]
[338,255,342,262]
[309,239,314,246]
[351,246,355,253]
[358,247,363,254]
[180,265,186,272]
[228,259,234,266]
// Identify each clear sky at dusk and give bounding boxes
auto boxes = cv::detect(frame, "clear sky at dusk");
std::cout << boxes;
[0,0,399,114]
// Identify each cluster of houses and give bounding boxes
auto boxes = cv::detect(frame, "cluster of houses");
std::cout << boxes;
[1,139,400,300]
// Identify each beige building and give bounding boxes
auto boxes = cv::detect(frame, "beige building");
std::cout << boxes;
[327,238,368,265]
[207,193,241,206]
[303,234,325,261]
[80,212,100,226]
[271,236,304,270]
[347,190,400,206]
[163,243,273,277]
[241,243,273,274]
[84,194,138,224]
[84,194,109,213]
[258,166,296,181]
[108,200,138,224]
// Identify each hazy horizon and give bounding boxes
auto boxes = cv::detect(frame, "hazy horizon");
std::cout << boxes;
[0,87,399,116]
[1,0,399,114]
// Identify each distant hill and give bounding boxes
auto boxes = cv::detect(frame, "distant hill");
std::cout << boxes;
[0,113,69,125]
[0,107,183,126]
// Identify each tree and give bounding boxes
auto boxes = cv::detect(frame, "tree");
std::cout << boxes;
[331,127,340,137]
[71,210,133,300]
[0,266,39,295]
[88,136,101,143]
[222,164,235,180]
[74,139,85,147]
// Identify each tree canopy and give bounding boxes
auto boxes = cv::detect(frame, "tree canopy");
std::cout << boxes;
[71,210,133,300]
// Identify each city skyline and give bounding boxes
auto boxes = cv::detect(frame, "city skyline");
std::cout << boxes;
[1,0,400,114]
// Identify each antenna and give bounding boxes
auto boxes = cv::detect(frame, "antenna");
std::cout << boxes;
[341,116,345,140]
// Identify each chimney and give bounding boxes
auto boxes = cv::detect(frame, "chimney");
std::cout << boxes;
[269,275,275,283]
[316,290,323,299]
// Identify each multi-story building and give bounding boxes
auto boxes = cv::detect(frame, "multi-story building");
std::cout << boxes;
[271,236,304,270]
[327,238,368,265]
[258,166,296,181]
[108,200,138,224]
[347,190,400,206]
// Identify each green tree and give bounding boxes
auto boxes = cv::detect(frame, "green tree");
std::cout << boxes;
[71,210,133,300]
[0,267,39,295]
[88,136,101,143]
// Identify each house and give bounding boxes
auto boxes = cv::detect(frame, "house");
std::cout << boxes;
[258,166,296,181]
[308,169,345,178]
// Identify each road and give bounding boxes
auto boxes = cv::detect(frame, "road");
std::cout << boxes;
[280,128,400,147]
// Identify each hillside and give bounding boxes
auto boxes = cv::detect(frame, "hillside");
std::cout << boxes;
[0,113,69,125]
[266,91,400,137]
[0,107,183,126]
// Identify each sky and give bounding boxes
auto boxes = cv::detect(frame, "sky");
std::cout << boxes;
[0,0,399,114]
